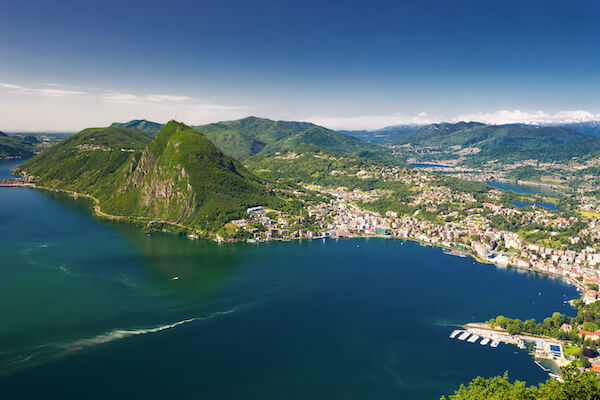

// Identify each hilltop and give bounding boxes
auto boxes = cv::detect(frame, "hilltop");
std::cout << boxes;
[110,119,163,135]
[112,116,394,162]
[17,122,283,232]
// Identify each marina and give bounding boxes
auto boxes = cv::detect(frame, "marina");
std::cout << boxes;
[449,329,462,339]
[467,334,480,343]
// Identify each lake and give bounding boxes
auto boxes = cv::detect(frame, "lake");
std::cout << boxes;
[511,201,559,211]
[487,181,559,196]
[0,160,578,399]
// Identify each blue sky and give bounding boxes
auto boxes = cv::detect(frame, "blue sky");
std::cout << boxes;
[1,0,600,131]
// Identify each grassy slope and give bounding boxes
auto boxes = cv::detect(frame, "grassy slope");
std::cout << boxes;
[17,127,152,191]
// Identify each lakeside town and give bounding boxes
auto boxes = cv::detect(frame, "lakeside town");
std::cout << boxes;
[215,160,600,378]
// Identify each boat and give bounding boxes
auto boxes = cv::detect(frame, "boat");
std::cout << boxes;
[480,338,490,345]
[467,334,480,343]
[449,329,462,339]
[458,332,470,341]
[491,340,500,348]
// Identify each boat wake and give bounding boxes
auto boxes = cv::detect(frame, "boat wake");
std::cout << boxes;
[0,306,242,377]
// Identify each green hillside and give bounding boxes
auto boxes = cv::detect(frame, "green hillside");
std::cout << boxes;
[17,122,281,232]
[111,119,163,135]
[17,127,153,190]
[0,134,41,159]
[112,116,395,162]
[195,116,386,160]
[401,122,600,163]
[246,145,409,193]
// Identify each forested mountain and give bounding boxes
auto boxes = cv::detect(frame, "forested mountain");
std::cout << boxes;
[400,122,600,162]
[110,119,163,135]
[0,133,41,158]
[559,121,600,137]
[342,125,421,143]
[17,122,281,231]
[112,117,393,162]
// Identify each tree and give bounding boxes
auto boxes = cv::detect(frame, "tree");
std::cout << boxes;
[442,366,600,400]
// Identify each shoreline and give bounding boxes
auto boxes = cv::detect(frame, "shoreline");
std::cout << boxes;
[2,181,586,296]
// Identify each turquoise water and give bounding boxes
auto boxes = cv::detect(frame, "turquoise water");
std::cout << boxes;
[0,160,578,399]
[511,201,558,210]
[487,181,558,195]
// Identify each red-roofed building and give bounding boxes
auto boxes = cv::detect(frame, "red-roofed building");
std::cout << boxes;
[579,330,600,341]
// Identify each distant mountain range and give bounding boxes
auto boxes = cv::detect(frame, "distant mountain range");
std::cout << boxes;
[344,120,600,143]
[341,125,420,144]
[557,121,600,137]
[112,116,395,163]
[0,133,40,158]
[398,122,600,163]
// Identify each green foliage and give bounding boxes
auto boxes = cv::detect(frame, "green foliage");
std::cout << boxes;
[18,122,283,232]
[16,127,153,191]
[442,365,600,400]
[402,123,600,163]
[110,119,163,135]
[487,302,600,348]
[195,116,397,162]
[0,133,41,158]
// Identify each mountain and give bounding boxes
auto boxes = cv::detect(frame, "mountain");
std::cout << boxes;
[17,122,280,232]
[401,122,600,163]
[400,122,485,144]
[0,134,41,158]
[110,119,163,135]
[558,121,600,137]
[342,125,421,143]
[194,116,386,160]
[111,117,393,162]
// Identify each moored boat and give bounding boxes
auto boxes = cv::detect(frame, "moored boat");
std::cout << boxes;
[449,329,462,339]
[467,334,479,343]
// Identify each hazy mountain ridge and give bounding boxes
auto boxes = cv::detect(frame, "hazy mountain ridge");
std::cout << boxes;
[399,122,600,163]
[0,134,41,158]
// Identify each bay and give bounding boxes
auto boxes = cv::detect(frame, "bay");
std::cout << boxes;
[0,160,578,399]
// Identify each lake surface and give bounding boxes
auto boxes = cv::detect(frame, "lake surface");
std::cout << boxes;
[511,201,558,211]
[487,181,559,196]
[0,160,579,399]
[410,163,452,168]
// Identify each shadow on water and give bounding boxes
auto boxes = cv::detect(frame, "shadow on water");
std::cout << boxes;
[113,224,241,298]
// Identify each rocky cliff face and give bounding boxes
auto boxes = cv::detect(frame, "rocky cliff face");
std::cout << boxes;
[101,120,280,230]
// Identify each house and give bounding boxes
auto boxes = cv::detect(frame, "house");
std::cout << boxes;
[578,330,600,341]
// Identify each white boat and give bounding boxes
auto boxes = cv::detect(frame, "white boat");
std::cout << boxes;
[491,340,500,348]
[480,338,490,345]
[467,334,480,343]
[458,332,470,341]
[449,330,462,339]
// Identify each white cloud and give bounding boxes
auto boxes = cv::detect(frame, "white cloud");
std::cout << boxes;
[0,81,84,97]
[453,109,600,125]
[102,92,194,104]
[309,112,437,130]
